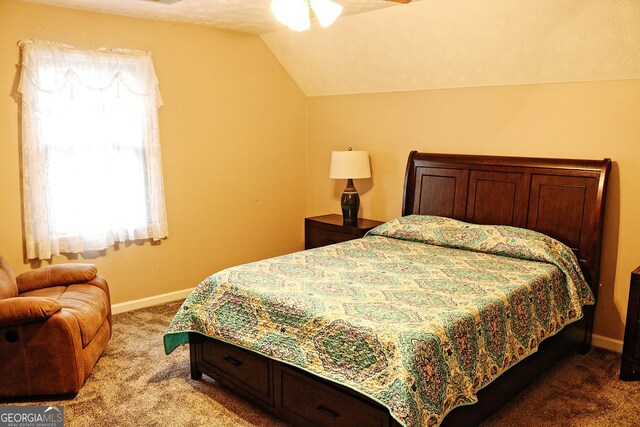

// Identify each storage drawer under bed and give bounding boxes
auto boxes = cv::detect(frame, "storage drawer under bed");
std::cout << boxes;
[278,366,389,427]
[198,337,274,406]
[191,334,395,427]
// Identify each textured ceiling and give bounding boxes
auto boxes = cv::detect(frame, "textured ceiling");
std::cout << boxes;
[262,0,640,96]
[22,0,640,97]
[23,0,414,34]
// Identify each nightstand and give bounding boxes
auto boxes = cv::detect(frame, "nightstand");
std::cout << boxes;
[305,214,384,250]
[621,266,640,380]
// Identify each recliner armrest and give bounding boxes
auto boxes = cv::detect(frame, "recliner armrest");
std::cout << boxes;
[16,264,97,293]
[0,297,62,326]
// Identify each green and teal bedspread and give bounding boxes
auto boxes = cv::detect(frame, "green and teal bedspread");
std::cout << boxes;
[164,215,592,426]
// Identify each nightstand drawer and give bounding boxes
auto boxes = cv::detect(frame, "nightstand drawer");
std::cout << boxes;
[305,215,384,250]
[633,314,640,361]
[307,227,356,248]
[621,266,640,380]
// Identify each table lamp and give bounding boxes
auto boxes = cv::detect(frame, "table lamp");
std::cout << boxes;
[329,148,371,226]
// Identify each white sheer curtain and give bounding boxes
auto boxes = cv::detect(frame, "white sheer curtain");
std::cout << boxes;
[18,40,168,260]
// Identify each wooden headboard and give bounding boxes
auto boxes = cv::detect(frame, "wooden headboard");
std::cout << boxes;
[402,152,611,295]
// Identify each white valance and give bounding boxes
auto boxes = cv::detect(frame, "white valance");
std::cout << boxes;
[18,40,163,107]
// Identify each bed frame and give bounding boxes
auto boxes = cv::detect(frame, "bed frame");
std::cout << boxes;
[189,152,611,427]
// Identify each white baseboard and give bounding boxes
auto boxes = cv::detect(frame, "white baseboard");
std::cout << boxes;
[592,333,623,353]
[111,287,193,315]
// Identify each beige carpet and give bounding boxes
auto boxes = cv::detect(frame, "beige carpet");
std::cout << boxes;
[3,301,639,426]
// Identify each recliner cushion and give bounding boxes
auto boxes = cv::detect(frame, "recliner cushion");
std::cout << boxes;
[58,285,109,347]
[17,264,97,293]
[21,284,109,347]
[19,286,67,300]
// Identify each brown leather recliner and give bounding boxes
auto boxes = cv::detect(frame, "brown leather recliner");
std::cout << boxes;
[0,256,112,397]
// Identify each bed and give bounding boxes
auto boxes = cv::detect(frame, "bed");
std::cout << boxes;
[164,152,611,427]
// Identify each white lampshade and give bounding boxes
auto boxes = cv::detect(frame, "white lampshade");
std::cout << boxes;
[329,150,371,179]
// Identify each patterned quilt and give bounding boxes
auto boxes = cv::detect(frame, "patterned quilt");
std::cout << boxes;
[164,215,592,426]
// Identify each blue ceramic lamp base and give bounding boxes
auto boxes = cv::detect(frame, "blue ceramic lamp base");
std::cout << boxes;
[341,178,359,227]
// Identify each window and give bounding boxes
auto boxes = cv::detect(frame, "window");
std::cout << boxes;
[18,40,168,260]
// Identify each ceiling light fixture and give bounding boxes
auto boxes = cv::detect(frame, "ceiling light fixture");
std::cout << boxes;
[271,0,343,32]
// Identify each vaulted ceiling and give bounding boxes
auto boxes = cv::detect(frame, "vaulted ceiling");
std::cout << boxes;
[262,0,640,96]
[23,0,640,97]
[24,0,415,34]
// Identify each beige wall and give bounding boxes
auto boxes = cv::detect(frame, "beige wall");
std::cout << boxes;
[307,80,640,342]
[0,1,636,345]
[0,0,307,304]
